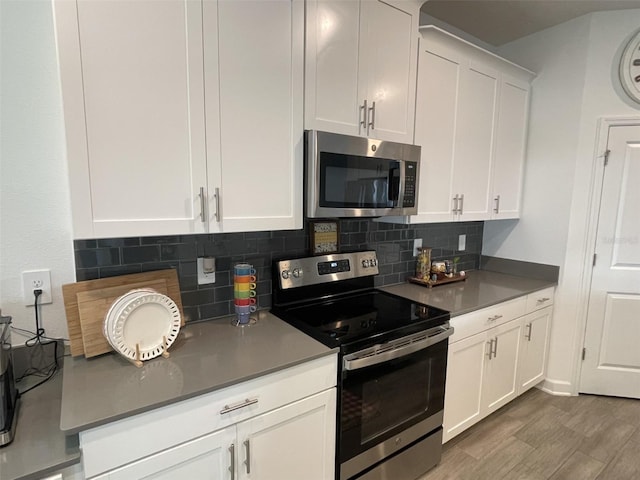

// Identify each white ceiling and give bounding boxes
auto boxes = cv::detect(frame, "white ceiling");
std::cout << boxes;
[420,0,640,46]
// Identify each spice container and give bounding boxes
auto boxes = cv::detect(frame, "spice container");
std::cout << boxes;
[415,247,432,280]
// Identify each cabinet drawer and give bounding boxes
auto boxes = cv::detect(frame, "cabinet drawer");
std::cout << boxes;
[80,354,337,478]
[526,287,555,313]
[450,297,526,343]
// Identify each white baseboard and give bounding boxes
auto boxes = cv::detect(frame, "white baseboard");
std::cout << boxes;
[538,378,575,396]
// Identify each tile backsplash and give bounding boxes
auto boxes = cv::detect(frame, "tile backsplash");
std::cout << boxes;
[74,220,483,323]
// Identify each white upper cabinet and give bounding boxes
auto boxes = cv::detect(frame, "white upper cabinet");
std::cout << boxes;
[382,26,534,225]
[55,0,208,238]
[210,0,304,233]
[55,0,303,239]
[490,74,530,219]
[305,0,418,143]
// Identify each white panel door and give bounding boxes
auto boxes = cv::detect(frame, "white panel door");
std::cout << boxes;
[580,125,640,398]
[359,0,416,143]
[491,75,530,219]
[92,426,235,480]
[236,389,336,480]
[60,0,208,238]
[442,331,486,443]
[304,0,361,136]
[482,318,522,415]
[412,47,460,222]
[214,0,303,232]
[518,307,552,393]
[453,62,498,221]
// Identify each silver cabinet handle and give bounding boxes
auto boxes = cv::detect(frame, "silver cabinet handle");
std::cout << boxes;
[459,193,464,215]
[494,195,500,213]
[487,314,503,322]
[525,322,532,341]
[452,195,459,214]
[360,99,368,132]
[486,339,494,360]
[199,187,206,223]
[213,187,220,223]
[536,297,550,304]
[493,336,498,358]
[229,444,235,480]
[369,101,376,131]
[244,440,251,474]
[220,398,259,415]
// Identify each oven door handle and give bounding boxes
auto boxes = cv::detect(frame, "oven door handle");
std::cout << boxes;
[343,325,454,371]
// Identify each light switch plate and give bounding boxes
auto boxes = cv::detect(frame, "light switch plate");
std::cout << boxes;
[458,234,466,251]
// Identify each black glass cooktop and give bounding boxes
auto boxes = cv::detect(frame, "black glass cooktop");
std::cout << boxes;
[272,289,449,352]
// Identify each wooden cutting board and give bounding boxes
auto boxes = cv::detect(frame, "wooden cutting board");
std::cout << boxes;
[62,269,184,357]
[77,279,168,358]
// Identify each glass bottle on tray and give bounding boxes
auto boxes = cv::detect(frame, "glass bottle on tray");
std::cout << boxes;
[416,247,432,280]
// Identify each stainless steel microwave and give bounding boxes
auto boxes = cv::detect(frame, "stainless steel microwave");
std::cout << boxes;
[306,130,420,218]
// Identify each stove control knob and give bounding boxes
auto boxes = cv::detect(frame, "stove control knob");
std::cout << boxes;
[362,259,370,268]
[292,268,302,278]
[281,269,290,280]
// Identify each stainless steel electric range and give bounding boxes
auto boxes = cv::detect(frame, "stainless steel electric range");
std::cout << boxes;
[271,251,453,480]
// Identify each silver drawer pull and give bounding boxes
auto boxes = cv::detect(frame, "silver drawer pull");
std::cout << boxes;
[536,297,550,304]
[220,398,259,415]
[488,314,503,322]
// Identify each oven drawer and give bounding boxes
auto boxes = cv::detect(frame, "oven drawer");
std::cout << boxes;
[449,297,526,343]
[526,287,555,313]
[80,354,337,478]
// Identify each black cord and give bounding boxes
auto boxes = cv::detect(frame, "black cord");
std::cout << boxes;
[15,290,62,395]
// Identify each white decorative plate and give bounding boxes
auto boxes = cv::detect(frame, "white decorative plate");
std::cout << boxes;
[103,288,158,349]
[109,292,181,361]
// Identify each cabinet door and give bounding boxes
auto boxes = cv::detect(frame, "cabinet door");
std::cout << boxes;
[412,46,462,222]
[442,332,487,443]
[213,0,303,232]
[236,389,336,480]
[92,426,236,480]
[518,307,552,393]
[55,0,208,238]
[359,0,417,143]
[482,318,522,416]
[453,61,498,221]
[304,0,362,136]
[491,75,530,219]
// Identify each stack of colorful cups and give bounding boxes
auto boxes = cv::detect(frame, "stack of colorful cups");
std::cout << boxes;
[234,263,257,325]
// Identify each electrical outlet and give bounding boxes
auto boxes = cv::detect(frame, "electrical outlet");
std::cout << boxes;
[458,234,466,252]
[413,238,423,256]
[23,269,52,305]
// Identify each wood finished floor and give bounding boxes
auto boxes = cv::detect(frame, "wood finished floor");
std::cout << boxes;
[418,388,640,480]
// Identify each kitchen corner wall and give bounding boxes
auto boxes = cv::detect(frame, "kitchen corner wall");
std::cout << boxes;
[74,221,482,323]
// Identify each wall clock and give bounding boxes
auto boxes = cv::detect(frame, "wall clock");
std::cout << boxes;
[619,29,640,104]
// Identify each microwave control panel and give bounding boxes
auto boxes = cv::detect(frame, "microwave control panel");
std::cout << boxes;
[403,161,417,207]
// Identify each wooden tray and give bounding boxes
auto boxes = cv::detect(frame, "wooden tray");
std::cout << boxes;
[408,273,467,288]
[62,269,183,357]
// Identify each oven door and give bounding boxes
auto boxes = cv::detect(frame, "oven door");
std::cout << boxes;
[339,325,453,480]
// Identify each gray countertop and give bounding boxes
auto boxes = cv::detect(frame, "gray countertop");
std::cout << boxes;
[1,372,81,480]
[380,270,555,316]
[60,311,336,434]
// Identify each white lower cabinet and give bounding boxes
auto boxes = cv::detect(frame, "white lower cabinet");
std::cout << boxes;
[443,289,554,443]
[92,390,336,480]
[80,355,337,479]
[518,307,552,394]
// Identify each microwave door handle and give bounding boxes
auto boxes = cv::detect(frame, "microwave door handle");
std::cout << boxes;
[388,162,405,208]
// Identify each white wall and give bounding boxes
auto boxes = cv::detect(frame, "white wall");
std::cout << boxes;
[483,9,640,394]
[0,0,76,344]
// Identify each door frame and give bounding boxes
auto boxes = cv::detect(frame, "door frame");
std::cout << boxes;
[574,116,640,394]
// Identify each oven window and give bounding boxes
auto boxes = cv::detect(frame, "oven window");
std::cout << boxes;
[319,152,400,209]
[340,340,447,462]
